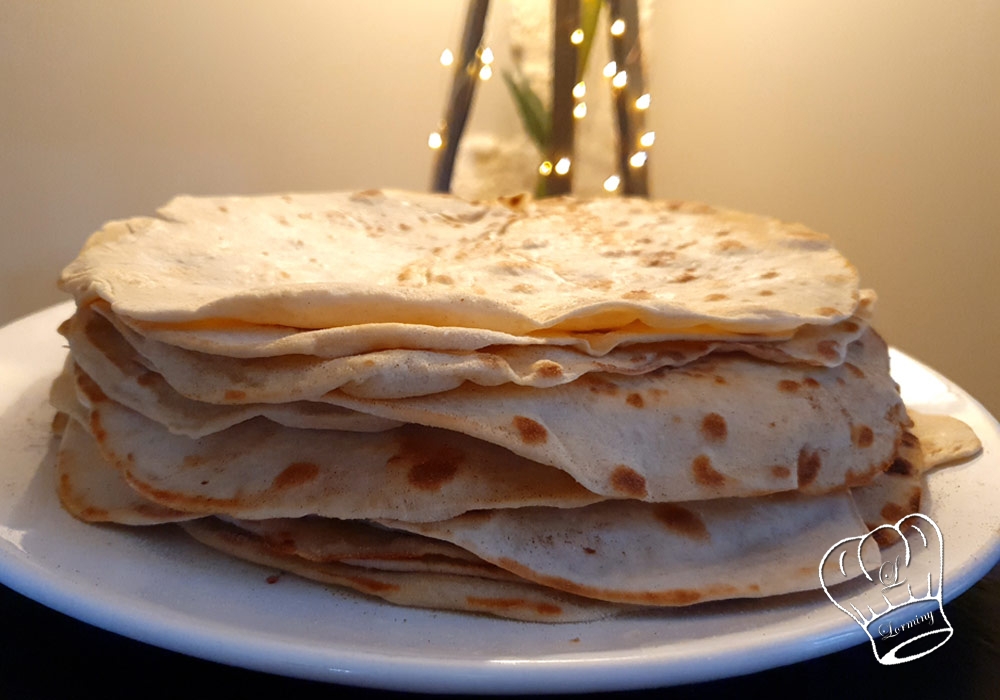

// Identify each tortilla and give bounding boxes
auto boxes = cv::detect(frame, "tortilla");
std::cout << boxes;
[59,191,860,337]
[180,518,630,622]
[322,330,907,502]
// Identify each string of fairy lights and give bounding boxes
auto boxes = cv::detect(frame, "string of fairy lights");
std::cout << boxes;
[428,1,653,195]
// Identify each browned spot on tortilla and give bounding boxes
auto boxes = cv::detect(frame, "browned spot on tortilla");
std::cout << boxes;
[133,371,157,387]
[761,270,780,279]
[217,205,229,213]
[908,487,922,513]
[887,457,915,476]
[899,431,919,449]
[653,503,709,541]
[672,272,698,283]
[700,413,727,442]
[852,425,875,448]
[797,449,822,487]
[224,389,247,401]
[623,289,652,300]
[715,239,746,252]
[182,454,208,468]
[582,546,597,554]
[748,584,761,592]
[346,575,399,593]
[513,416,548,444]
[610,465,648,498]
[759,290,775,296]
[398,222,411,231]
[845,362,866,379]
[466,597,562,616]
[626,393,644,408]
[89,411,107,444]
[350,189,384,200]
[75,371,108,404]
[838,320,860,333]
[872,528,899,548]
[582,375,619,395]
[271,462,320,490]
[692,455,727,487]
[816,307,839,316]
[714,375,727,385]
[705,293,728,301]
[778,380,800,393]
[881,502,909,523]
[534,361,563,378]
[771,466,792,479]
[817,340,839,359]
[642,251,677,267]
[511,283,535,294]
[588,279,614,291]
[407,447,463,491]
[78,506,110,521]
[803,377,821,388]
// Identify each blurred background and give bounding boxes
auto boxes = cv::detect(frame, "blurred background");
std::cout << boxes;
[2,1,997,415]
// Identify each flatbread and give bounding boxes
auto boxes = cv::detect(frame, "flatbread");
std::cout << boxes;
[81,295,874,410]
[323,330,907,501]
[59,191,860,337]
[180,518,630,622]
[379,492,876,606]
[80,390,604,522]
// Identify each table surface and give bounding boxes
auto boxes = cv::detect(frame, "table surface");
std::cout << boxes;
[1,562,997,699]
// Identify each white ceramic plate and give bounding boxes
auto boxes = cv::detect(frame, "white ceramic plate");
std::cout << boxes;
[1,302,998,693]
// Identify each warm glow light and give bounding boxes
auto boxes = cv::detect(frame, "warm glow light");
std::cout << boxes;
[479,64,493,80]
[629,151,648,168]
[538,161,554,176]
[554,157,571,175]
[610,19,626,36]
[573,102,588,119]
[612,70,628,89]
[480,47,494,64]
[439,49,454,67]
[603,61,617,78]
[603,174,621,192]
[570,28,585,44]
[428,132,444,149]
[572,81,586,99]
[635,93,651,110]
[639,131,656,148]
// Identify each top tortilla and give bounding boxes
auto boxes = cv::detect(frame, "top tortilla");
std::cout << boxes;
[59,190,860,337]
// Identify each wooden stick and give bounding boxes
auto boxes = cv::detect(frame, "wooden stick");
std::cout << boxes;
[430,0,491,193]
[608,0,649,196]
[547,0,580,196]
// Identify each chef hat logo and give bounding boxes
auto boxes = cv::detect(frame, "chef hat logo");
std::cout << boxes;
[819,513,952,665]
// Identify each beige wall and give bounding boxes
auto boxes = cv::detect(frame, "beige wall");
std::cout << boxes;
[2,1,997,415]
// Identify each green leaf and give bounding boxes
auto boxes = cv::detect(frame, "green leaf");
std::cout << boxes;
[502,70,552,152]
[577,0,603,78]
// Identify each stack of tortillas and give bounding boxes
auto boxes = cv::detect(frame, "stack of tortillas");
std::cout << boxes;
[49,190,981,622]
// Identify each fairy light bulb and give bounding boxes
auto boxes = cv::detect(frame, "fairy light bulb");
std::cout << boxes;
[572,81,586,99]
[610,19,626,36]
[480,47,494,64]
[440,49,454,67]
[635,93,651,110]
[629,151,648,168]
[538,161,554,176]
[603,61,617,78]
[612,70,628,89]
[554,157,571,175]
[603,175,621,192]
[479,64,493,80]
[573,102,588,119]
[639,131,656,148]
[570,28,585,45]
[428,132,444,149]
